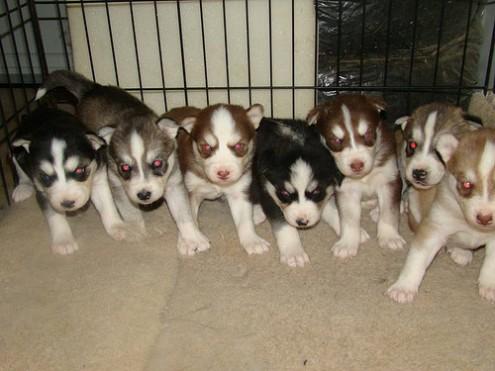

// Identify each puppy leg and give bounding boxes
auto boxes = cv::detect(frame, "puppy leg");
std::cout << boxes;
[11,155,34,202]
[38,194,78,255]
[376,179,405,250]
[387,222,447,303]
[322,197,369,243]
[226,193,269,255]
[189,191,205,225]
[91,168,139,241]
[331,189,363,258]
[272,222,309,267]
[479,241,495,303]
[108,173,146,235]
[253,204,267,225]
[165,173,210,256]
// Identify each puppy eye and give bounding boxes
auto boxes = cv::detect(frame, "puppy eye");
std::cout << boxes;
[311,186,321,196]
[120,163,131,173]
[331,137,343,145]
[457,179,475,196]
[152,159,163,169]
[74,166,86,176]
[364,128,376,145]
[233,142,246,154]
[306,186,322,200]
[39,171,55,187]
[199,143,212,156]
[276,189,292,203]
[406,140,417,157]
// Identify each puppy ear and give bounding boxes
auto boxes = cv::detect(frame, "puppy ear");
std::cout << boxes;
[307,107,320,126]
[86,133,106,150]
[181,117,196,134]
[157,117,184,138]
[394,116,410,131]
[436,133,459,163]
[98,126,115,144]
[12,138,31,153]
[367,96,386,112]
[247,104,264,129]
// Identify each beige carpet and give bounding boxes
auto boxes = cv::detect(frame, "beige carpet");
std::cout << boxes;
[1,197,494,371]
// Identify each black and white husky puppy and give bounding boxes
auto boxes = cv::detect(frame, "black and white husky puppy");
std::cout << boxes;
[36,70,210,255]
[11,106,128,254]
[250,118,344,267]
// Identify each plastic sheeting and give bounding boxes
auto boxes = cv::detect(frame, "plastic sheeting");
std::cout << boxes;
[316,0,486,119]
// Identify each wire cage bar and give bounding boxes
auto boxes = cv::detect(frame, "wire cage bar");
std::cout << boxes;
[0,0,494,209]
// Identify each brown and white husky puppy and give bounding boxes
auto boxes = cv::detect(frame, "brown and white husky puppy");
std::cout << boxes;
[395,102,479,232]
[164,104,270,255]
[388,128,495,303]
[308,94,404,259]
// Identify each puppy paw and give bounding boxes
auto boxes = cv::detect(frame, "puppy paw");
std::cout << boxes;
[378,227,405,250]
[360,228,370,243]
[386,282,417,303]
[12,184,34,203]
[479,285,495,303]
[242,235,270,255]
[253,205,267,225]
[280,245,310,267]
[51,240,79,255]
[331,238,359,259]
[177,233,211,256]
[448,247,473,266]
[369,207,379,223]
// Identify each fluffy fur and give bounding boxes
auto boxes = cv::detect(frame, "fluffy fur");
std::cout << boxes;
[308,94,404,258]
[36,70,209,255]
[250,117,343,267]
[395,102,478,231]
[11,106,128,254]
[169,104,270,255]
[388,128,495,303]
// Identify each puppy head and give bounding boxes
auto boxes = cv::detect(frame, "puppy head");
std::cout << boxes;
[182,103,263,185]
[446,129,495,231]
[258,119,343,228]
[398,104,466,189]
[308,94,385,178]
[100,116,176,205]
[13,134,104,213]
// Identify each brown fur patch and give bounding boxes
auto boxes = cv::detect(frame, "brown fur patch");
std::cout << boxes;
[448,129,495,199]
[309,94,395,165]
[176,104,256,180]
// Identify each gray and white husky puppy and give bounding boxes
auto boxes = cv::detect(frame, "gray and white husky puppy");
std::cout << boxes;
[36,71,210,255]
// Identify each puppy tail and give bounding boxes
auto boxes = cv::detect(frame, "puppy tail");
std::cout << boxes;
[36,70,95,102]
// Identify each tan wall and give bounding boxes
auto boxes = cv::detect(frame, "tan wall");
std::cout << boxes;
[66,0,316,118]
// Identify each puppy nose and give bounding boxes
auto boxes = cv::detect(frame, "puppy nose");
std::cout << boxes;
[137,190,152,201]
[412,169,428,181]
[296,218,309,227]
[61,200,75,209]
[217,170,230,179]
[476,213,493,226]
[350,161,364,172]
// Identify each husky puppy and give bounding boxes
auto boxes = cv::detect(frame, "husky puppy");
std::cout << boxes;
[395,103,479,232]
[165,104,270,255]
[11,106,127,254]
[388,128,495,303]
[36,70,210,255]
[308,94,404,259]
[250,117,343,267]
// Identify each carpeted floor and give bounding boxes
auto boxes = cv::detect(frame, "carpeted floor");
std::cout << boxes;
[1,197,494,371]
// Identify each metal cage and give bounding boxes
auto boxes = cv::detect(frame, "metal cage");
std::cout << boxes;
[1,0,494,209]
